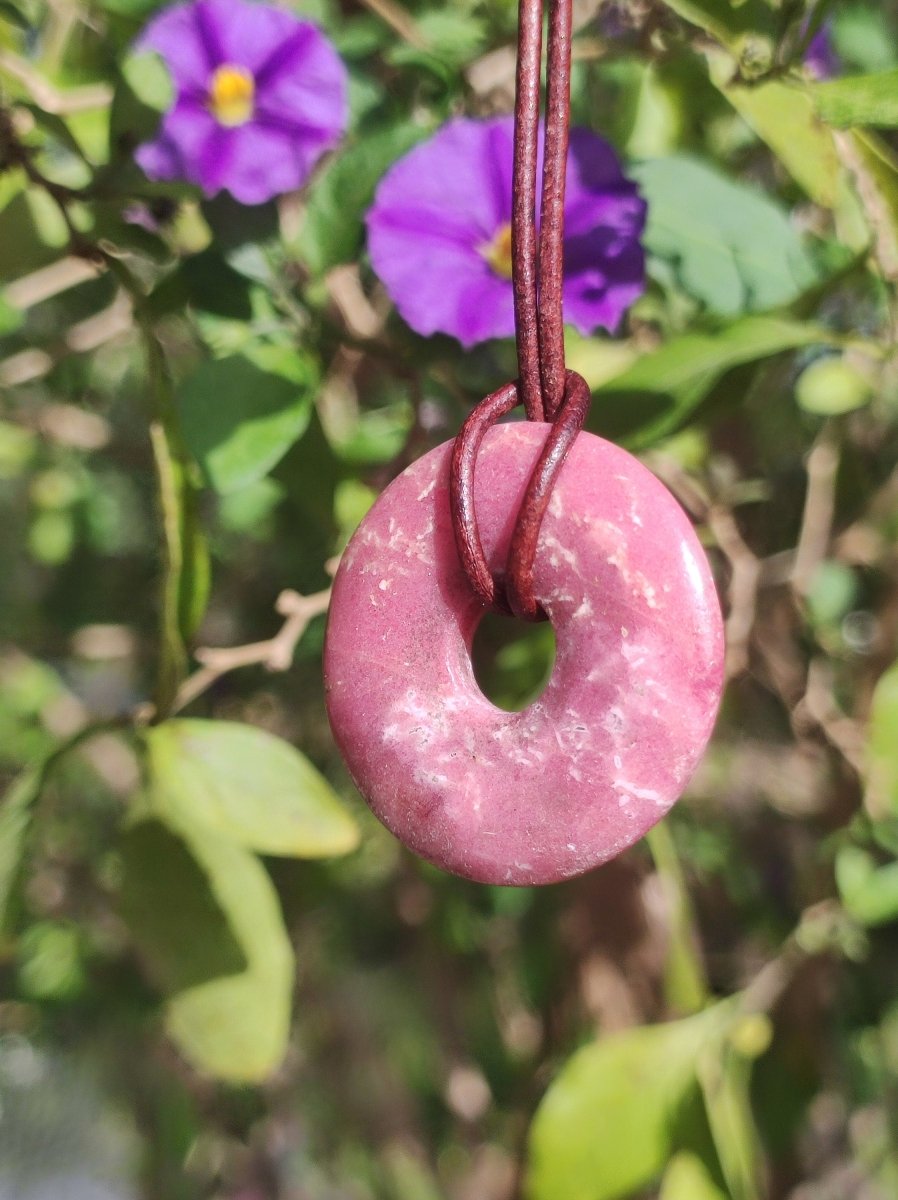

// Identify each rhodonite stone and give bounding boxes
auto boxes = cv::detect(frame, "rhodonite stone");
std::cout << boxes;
[324,423,725,885]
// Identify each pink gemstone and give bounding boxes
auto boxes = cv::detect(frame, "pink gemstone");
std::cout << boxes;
[324,424,724,885]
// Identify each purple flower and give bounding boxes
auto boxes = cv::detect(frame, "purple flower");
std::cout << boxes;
[134,0,348,205]
[804,22,840,79]
[365,116,646,348]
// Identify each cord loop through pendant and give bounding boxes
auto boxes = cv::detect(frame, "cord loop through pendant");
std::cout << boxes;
[449,0,586,620]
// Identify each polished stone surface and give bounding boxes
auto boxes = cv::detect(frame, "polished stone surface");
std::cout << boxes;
[324,423,725,885]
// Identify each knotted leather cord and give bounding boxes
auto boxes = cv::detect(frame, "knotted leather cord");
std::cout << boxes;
[449,0,591,620]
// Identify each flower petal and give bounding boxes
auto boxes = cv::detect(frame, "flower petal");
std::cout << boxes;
[133,0,347,202]
[136,0,213,90]
[563,238,646,335]
[365,115,646,345]
[189,0,313,75]
[202,120,324,204]
[370,118,512,246]
[253,23,347,147]
[136,97,219,189]
[369,219,514,346]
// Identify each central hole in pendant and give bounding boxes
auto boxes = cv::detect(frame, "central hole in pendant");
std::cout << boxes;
[471,610,556,712]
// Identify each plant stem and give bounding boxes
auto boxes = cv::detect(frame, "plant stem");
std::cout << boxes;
[645,819,710,1014]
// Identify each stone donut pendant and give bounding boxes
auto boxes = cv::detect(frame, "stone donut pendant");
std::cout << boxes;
[324,422,725,886]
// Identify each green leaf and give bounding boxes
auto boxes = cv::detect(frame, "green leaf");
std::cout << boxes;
[655,0,775,60]
[297,120,431,275]
[633,156,819,317]
[810,69,898,128]
[120,815,293,1082]
[148,405,209,713]
[836,845,898,927]
[697,1043,764,1200]
[178,470,210,641]
[526,1008,727,1200]
[109,51,173,155]
[580,317,836,447]
[660,1152,728,1200]
[0,177,69,281]
[176,345,317,494]
[832,4,898,74]
[144,719,359,859]
[795,356,874,415]
[0,1,32,29]
[328,401,415,465]
[838,129,898,279]
[0,770,41,941]
[710,59,847,209]
[866,661,898,820]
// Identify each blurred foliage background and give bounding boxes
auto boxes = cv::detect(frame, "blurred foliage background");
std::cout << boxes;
[5,0,898,1197]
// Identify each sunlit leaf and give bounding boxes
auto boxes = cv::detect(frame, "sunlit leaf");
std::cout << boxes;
[526,1008,728,1200]
[660,1152,727,1200]
[585,317,837,447]
[866,661,898,820]
[120,815,293,1082]
[810,69,898,128]
[145,719,359,858]
[697,1043,765,1200]
[836,845,898,927]
[709,57,846,209]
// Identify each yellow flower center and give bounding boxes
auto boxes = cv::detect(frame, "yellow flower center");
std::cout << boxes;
[479,222,514,280]
[208,64,255,127]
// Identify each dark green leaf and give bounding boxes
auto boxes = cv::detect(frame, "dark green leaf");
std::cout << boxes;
[0,1,32,29]
[144,719,359,858]
[120,815,293,1082]
[633,156,818,316]
[109,51,173,155]
[177,345,317,493]
[0,770,41,941]
[0,179,69,280]
[297,121,431,276]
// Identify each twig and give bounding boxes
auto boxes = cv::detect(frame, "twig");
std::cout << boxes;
[706,505,762,679]
[794,658,866,775]
[355,0,428,49]
[791,425,840,597]
[4,256,101,310]
[0,49,113,114]
[0,291,133,386]
[169,587,332,715]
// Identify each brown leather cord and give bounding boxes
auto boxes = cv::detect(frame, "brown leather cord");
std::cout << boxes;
[506,370,589,619]
[512,0,543,423]
[450,0,591,622]
[449,369,590,619]
[537,0,574,420]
